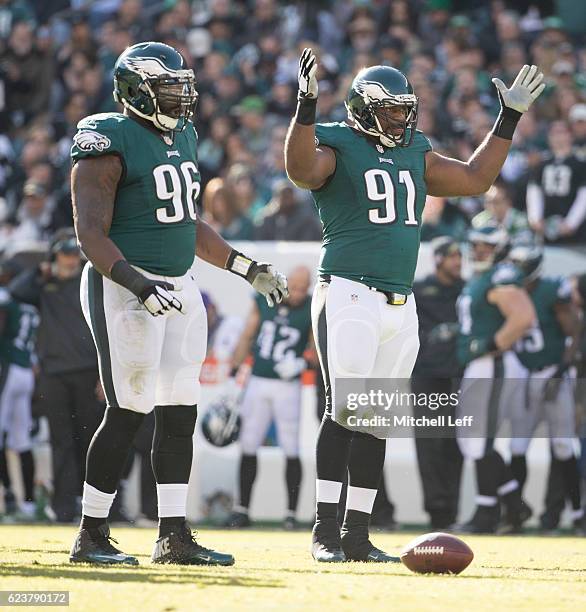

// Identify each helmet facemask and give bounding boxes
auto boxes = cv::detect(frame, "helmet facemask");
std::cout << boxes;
[347,93,418,148]
[115,69,198,133]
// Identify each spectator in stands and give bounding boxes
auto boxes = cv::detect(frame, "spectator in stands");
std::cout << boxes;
[3,181,56,253]
[526,121,586,243]
[569,103,586,158]
[9,229,102,523]
[421,195,469,242]
[202,177,254,241]
[255,179,321,242]
[472,181,532,243]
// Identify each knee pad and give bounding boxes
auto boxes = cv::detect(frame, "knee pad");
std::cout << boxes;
[510,437,531,456]
[457,436,486,460]
[552,438,574,461]
[330,315,378,376]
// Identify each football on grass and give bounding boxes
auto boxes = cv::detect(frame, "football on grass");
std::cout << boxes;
[400,532,474,575]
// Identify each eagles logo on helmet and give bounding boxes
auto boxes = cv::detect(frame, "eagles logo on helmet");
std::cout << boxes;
[201,396,241,448]
[345,65,418,148]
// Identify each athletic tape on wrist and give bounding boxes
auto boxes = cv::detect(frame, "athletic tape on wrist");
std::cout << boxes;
[296,97,317,126]
[492,106,522,140]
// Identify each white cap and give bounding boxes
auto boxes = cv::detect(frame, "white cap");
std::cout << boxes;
[569,103,586,123]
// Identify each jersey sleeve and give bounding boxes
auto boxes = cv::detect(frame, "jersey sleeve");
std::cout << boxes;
[70,114,126,163]
[314,123,348,151]
[490,262,523,287]
[555,277,572,303]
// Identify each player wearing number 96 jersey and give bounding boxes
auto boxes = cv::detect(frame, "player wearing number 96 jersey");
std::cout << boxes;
[286,49,545,562]
[69,41,287,568]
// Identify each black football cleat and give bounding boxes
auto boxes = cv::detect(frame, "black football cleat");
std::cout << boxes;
[341,527,399,563]
[69,524,138,565]
[283,516,298,531]
[457,505,500,534]
[498,499,532,535]
[311,520,346,562]
[224,511,251,528]
[152,521,234,566]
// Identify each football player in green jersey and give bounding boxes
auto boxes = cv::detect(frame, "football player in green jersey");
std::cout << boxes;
[285,48,544,561]
[0,259,39,520]
[456,227,536,533]
[69,42,288,567]
[508,246,584,533]
[226,266,314,531]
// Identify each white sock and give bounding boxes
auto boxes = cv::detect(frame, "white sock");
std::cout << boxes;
[476,495,499,507]
[316,479,342,504]
[82,482,116,519]
[497,479,518,496]
[345,485,377,514]
[157,483,188,517]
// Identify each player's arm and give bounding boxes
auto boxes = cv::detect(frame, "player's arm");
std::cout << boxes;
[72,156,182,316]
[196,215,288,307]
[487,285,536,350]
[229,301,261,372]
[425,65,545,197]
[284,48,336,190]
[554,300,582,366]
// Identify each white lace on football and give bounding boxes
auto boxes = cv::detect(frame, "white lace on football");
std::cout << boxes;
[413,546,445,555]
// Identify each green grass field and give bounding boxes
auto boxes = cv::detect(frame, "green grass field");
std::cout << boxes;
[1,525,585,611]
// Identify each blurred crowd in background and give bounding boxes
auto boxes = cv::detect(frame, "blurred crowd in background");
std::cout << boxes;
[0,0,585,252]
[1,0,586,525]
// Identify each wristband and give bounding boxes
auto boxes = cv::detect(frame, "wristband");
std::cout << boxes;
[225,249,253,278]
[110,260,149,297]
[486,336,498,352]
[492,105,522,140]
[295,97,317,126]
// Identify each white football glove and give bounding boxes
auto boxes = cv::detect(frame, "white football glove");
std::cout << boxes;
[139,281,183,317]
[248,262,288,307]
[492,64,545,114]
[226,251,289,307]
[274,354,306,381]
[298,47,318,99]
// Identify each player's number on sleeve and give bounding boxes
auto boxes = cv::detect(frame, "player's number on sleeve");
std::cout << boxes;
[516,325,545,354]
[153,162,200,224]
[364,169,417,225]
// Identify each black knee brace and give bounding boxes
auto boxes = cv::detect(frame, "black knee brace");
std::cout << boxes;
[151,405,198,484]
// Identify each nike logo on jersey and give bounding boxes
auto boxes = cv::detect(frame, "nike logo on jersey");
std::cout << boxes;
[379,157,394,165]
[167,150,180,158]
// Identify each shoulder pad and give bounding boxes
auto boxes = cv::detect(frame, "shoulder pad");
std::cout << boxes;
[71,114,126,161]
[411,130,433,153]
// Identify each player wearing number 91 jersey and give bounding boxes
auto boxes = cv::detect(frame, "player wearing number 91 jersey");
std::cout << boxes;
[69,41,288,569]
[286,49,545,561]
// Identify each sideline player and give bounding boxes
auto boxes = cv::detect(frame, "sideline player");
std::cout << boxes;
[0,259,39,520]
[226,266,313,530]
[457,227,535,533]
[69,42,287,566]
[285,48,544,561]
[508,245,584,533]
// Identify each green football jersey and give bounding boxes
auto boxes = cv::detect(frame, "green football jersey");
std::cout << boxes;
[0,289,39,368]
[515,277,571,370]
[313,122,432,294]
[71,113,200,276]
[457,262,524,365]
[251,294,312,379]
